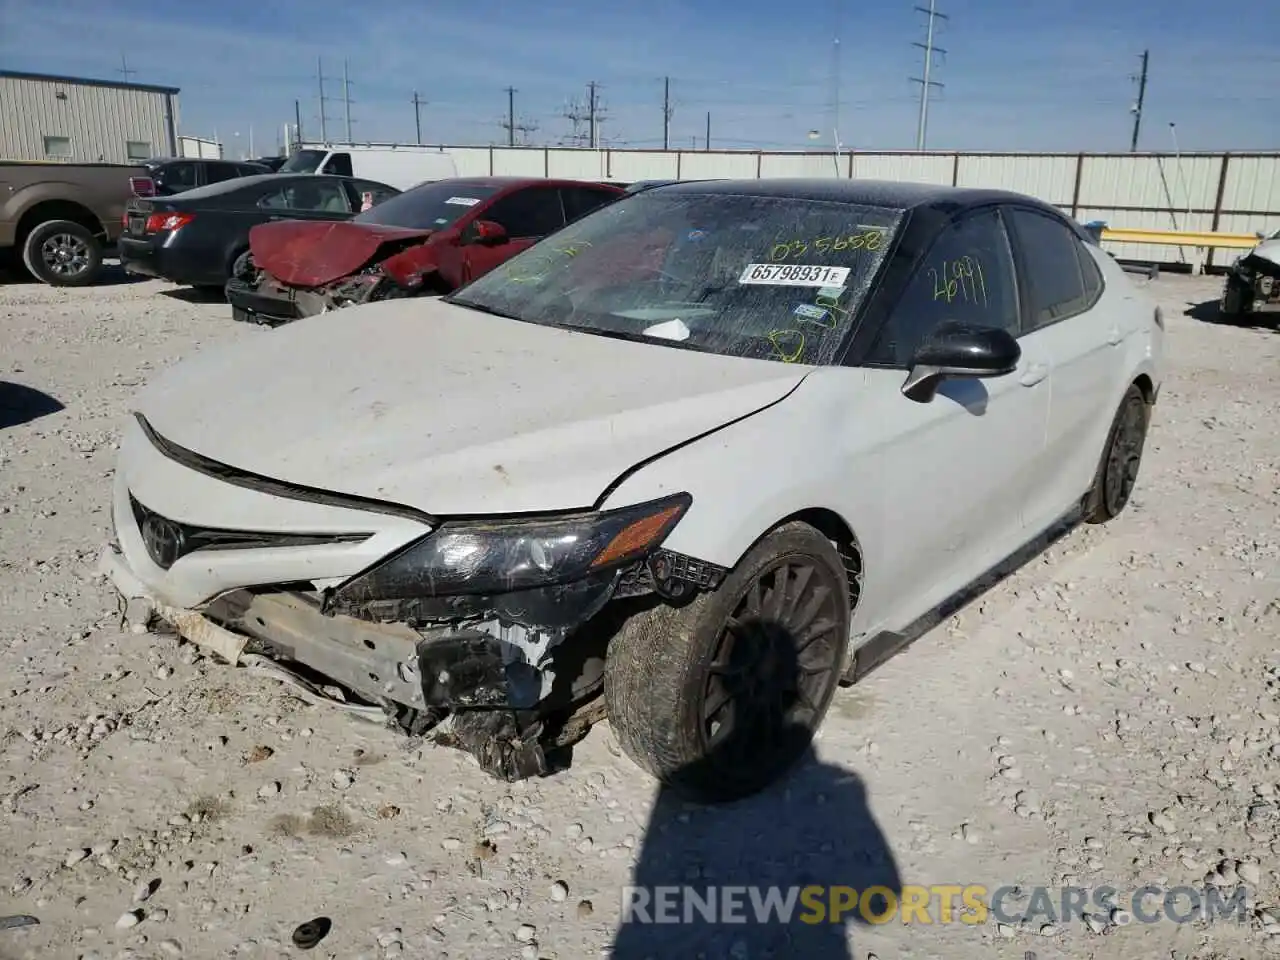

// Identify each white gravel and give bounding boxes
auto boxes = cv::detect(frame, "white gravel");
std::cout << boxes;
[1,265,1278,959]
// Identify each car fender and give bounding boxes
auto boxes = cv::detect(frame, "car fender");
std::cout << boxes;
[597,369,890,631]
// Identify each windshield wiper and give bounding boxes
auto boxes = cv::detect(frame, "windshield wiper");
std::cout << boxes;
[553,321,710,352]
[447,297,522,321]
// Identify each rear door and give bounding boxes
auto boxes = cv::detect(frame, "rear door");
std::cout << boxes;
[1003,205,1127,528]
[460,184,566,283]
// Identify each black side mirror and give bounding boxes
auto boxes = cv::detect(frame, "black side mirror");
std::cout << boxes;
[901,320,1021,403]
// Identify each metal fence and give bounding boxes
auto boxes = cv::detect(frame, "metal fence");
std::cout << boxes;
[438,146,1280,269]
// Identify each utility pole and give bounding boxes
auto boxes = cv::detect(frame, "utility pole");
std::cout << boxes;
[317,57,329,142]
[662,76,673,150]
[1130,49,1149,152]
[587,81,600,148]
[505,86,517,146]
[117,54,137,83]
[294,99,303,148]
[342,59,354,142]
[910,0,947,151]
[705,112,711,151]
[412,91,424,144]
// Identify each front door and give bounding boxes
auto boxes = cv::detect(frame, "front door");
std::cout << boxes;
[461,186,567,284]
[860,207,1052,627]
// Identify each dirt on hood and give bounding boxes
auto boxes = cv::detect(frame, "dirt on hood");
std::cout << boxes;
[248,220,434,288]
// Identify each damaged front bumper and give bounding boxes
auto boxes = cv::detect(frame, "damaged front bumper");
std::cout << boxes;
[226,277,314,326]
[98,532,723,782]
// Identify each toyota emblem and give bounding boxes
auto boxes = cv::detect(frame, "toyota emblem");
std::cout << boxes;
[142,514,185,569]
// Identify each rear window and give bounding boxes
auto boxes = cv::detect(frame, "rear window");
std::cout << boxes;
[356,181,501,230]
[279,150,329,174]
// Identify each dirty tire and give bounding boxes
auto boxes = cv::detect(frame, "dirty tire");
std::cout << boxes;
[1219,278,1245,320]
[604,522,850,804]
[21,220,103,287]
[1083,384,1150,524]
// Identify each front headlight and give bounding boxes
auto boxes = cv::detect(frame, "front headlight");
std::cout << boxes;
[332,493,691,604]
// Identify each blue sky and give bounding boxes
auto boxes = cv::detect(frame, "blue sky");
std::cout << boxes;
[1,0,1277,155]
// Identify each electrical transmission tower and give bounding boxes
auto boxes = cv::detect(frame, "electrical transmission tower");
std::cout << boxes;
[562,82,608,147]
[499,87,539,146]
[662,76,674,150]
[910,0,947,151]
[341,59,355,142]
[315,57,342,142]
[117,54,137,83]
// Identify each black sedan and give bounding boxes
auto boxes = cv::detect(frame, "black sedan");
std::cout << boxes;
[118,173,400,292]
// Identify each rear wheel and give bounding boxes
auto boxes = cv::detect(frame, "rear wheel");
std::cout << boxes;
[604,522,850,803]
[1083,384,1150,523]
[21,220,103,286]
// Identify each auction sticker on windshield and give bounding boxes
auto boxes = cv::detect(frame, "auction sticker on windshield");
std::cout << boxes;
[739,264,850,287]
[445,197,480,206]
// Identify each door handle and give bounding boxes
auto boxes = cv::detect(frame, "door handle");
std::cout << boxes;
[1019,363,1048,387]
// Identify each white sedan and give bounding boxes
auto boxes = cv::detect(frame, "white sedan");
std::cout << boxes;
[99,179,1164,803]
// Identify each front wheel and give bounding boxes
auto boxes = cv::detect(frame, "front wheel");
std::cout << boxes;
[21,220,103,286]
[604,522,851,803]
[1083,384,1150,524]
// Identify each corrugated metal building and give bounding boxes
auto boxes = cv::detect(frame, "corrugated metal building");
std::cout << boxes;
[0,69,179,164]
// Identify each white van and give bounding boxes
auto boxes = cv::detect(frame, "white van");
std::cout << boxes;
[279,144,459,191]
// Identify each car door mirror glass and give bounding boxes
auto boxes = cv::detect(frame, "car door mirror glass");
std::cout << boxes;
[901,320,1021,402]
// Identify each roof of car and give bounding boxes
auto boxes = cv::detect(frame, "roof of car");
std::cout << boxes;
[429,176,624,190]
[648,177,1047,212]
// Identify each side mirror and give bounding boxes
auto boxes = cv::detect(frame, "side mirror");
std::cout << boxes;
[901,320,1021,403]
[464,219,507,246]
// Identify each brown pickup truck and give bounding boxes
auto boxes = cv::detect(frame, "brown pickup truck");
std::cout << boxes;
[0,161,148,286]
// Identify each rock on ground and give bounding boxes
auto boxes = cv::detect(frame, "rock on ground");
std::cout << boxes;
[0,265,1277,959]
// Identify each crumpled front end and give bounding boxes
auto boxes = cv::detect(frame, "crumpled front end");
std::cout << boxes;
[226,250,410,328]
[98,414,728,782]
[1221,236,1280,321]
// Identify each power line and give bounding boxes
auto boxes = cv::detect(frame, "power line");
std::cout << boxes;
[562,82,607,147]
[1130,50,1149,152]
[910,0,948,150]
[117,54,137,83]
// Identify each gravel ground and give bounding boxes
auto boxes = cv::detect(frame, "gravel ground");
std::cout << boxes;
[0,263,1277,960]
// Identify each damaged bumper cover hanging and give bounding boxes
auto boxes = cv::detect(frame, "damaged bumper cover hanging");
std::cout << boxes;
[100,491,729,782]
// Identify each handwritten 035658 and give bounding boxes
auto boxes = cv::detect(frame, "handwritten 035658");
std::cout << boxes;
[770,229,887,262]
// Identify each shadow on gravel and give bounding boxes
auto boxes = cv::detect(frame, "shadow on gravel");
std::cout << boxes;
[612,634,900,958]
[1185,299,1279,330]
[0,382,64,429]
[159,285,227,303]
[0,259,146,287]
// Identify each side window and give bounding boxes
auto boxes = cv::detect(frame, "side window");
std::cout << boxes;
[1007,208,1090,331]
[321,153,353,177]
[481,187,566,239]
[561,187,617,222]
[257,180,351,212]
[867,208,1020,367]
[1076,240,1104,304]
[347,180,397,210]
[159,161,198,191]
[204,163,240,185]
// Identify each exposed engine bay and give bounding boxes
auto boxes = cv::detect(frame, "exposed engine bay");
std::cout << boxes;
[1220,230,1280,323]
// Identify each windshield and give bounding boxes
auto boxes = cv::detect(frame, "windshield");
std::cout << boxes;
[449,191,904,365]
[355,181,501,230]
[278,150,328,174]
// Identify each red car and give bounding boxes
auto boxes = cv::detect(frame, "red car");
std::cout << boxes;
[224,176,625,326]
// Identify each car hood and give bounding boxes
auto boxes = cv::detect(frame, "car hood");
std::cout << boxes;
[249,220,435,287]
[132,298,814,516]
